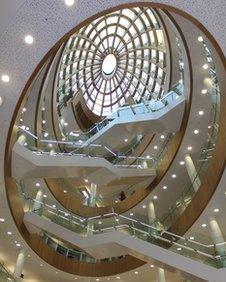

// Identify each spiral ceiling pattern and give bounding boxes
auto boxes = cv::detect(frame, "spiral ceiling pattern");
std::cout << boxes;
[58,7,169,116]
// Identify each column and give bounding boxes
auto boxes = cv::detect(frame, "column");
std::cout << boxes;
[14,249,25,281]
[89,183,97,207]
[209,217,226,266]
[86,183,97,236]
[147,201,158,237]
[157,267,166,282]
[33,189,44,215]
[184,154,201,192]
[17,134,26,145]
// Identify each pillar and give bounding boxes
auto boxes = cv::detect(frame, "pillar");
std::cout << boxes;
[209,217,226,266]
[89,183,97,207]
[14,250,25,281]
[157,267,166,282]
[184,154,201,192]
[86,183,97,236]
[147,201,158,238]
[18,134,26,145]
[33,189,43,215]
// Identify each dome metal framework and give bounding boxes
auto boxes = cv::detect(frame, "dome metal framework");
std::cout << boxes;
[57,7,169,117]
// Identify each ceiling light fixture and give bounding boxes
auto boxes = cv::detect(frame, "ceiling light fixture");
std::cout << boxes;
[203,64,209,70]
[163,185,167,190]
[198,110,204,116]
[36,183,40,187]
[0,218,5,222]
[201,223,207,228]
[124,138,128,142]
[65,0,75,6]
[1,74,10,83]
[142,205,146,209]
[187,146,193,151]
[130,213,134,216]
[154,146,158,150]
[198,36,203,42]
[180,161,185,165]
[214,208,219,213]
[193,129,199,135]
[24,35,34,45]
[160,135,165,139]
[7,231,12,235]
[172,174,176,178]
[201,89,207,94]
[153,196,158,200]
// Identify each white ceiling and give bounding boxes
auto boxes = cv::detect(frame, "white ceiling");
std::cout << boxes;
[0,1,225,282]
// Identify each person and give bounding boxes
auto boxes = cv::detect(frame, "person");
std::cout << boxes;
[120,191,126,201]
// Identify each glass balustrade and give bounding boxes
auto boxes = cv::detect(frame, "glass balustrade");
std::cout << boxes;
[0,261,15,281]
[22,195,225,269]
[156,39,220,230]
[42,233,125,263]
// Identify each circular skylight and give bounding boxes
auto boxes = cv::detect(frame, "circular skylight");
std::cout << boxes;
[57,7,169,116]
[102,54,117,77]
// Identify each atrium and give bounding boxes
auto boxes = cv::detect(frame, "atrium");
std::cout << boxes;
[0,1,226,281]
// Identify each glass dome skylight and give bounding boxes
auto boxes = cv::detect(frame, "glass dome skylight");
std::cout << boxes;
[57,7,169,117]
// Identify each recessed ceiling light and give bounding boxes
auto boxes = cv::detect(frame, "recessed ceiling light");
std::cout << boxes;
[22,107,27,112]
[16,243,21,247]
[7,231,12,235]
[36,183,40,187]
[43,194,47,198]
[201,89,207,94]
[146,155,151,159]
[203,64,209,70]
[150,264,154,268]
[63,190,67,193]
[40,264,43,267]
[0,218,5,222]
[42,107,45,111]
[117,277,120,280]
[177,247,182,251]
[142,205,146,209]
[172,174,176,178]
[214,208,219,213]
[163,185,167,190]
[130,213,134,216]
[65,0,75,6]
[180,161,185,165]
[193,129,199,135]
[85,179,88,183]
[154,146,158,150]
[52,205,56,208]
[64,122,68,126]
[1,74,10,83]
[24,142,27,147]
[198,36,203,42]
[98,221,102,224]
[160,135,165,139]
[124,138,128,142]
[48,143,53,147]
[201,223,207,228]
[115,200,118,203]
[198,110,204,116]
[115,218,119,222]
[189,236,195,240]
[24,35,34,45]
[208,125,211,129]
[42,120,46,124]
[153,196,157,200]
[134,271,138,274]
[44,132,49,137]
[187,146,192,151]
